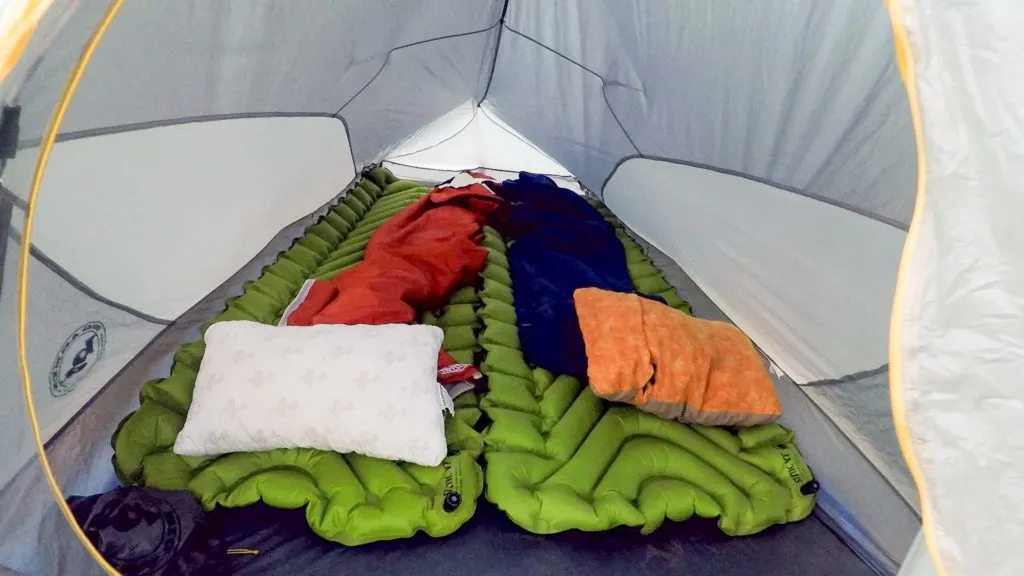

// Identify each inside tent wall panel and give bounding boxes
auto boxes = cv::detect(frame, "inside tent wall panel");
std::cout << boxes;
[16,0,503,140]
[3,116,355,320]
[343,30,498,165]
[0,194,345,573]
[604,158,904,383]
[484,30,638,192]
[501,0,917,226]
[0,237,163,495]
[620,229,917,570]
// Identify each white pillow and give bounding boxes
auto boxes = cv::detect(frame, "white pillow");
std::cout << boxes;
[173,320,449,466]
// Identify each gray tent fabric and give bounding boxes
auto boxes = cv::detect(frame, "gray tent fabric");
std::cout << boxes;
[14,0,504,167]
[485,0,917,226]
[12,1,1023,574]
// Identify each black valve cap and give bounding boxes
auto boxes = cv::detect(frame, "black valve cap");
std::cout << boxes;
[800,480,821,496]
[443,491,462,512]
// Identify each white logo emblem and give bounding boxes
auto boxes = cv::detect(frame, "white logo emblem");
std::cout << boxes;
[50,321,106,397]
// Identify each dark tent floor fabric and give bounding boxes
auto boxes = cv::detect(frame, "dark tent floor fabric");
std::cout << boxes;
[185,503,873,576]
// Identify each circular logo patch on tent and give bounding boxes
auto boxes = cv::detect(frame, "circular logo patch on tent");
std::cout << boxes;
[50,321,106,397]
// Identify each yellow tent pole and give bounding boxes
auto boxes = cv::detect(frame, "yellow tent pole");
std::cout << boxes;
[16,0,126,574]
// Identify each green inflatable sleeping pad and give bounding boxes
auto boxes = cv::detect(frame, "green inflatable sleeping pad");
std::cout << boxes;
[110,167,487,546]
[478,199,818,537]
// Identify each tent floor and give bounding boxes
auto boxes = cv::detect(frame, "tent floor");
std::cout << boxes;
[191,502,873,575]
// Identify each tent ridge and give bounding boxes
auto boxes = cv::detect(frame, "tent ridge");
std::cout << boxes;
[332,21,503,117]
[478,0,511,103]
[602,155,909,231]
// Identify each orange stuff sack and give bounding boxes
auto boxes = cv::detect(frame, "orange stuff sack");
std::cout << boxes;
[573,288,782,427]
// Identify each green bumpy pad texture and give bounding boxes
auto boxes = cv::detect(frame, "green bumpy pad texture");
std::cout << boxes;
[111,168,487,546]
[478,200,817,536]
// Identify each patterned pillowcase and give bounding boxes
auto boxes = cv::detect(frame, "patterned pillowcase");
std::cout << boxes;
[173,321,448,466]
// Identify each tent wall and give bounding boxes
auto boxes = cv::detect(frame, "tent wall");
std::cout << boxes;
[0,234,164,492]
[386,101,573,177]
[484,0,916,227]
[620,227,918,573]
[0,183,355,575]
[12,0,505,168]
[605,158,904,383]
[0,0,934,572]
[3,116,355,320]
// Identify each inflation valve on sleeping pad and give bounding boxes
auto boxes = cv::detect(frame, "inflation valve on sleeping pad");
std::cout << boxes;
[443,491,462,513]
[801,479,821,496]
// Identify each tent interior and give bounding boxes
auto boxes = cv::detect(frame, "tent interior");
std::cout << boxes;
[4,0,1012,575]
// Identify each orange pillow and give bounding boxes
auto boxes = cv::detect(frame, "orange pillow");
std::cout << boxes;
[574,288,781,426]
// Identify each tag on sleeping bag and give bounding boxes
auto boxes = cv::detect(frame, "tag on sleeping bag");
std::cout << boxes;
[438,384,455,416]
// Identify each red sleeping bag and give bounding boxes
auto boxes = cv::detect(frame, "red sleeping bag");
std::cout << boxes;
[285,174,502,382]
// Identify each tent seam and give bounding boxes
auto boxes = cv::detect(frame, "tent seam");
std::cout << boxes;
[0,194,11,303]
[6,226,173,324]
[602,155,908,231]
[1,182,28,210]
[494,25,907,228]
[17,113,361,190]
[500,25,642,161]
[382,159,577,182]
[388,105,479,160]
[802,364,890,387]
[477,0,510,103]
[41,174,362,457]
[332,22,502,117]
[18,112,346,149]
[614,219,918,523]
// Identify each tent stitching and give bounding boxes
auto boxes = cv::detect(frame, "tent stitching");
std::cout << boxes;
[477,0,511,103]
[0,182,26,210]
[615,222,915,524]
[802,364,890,387]
[40,173,362,466]
[0,194,11,302]
[387,105,479,160]
[332,22,502,117]
[15,113,359,190]
[6,225,173,324]
[494,26,908,229]
[601,154,908,231]
[501,25,642,164]
[382,159,578,183]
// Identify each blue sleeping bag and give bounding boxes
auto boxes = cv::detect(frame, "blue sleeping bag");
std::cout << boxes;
[494,172,641,378]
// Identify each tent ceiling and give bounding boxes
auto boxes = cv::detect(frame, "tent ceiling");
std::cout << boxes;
[485,0,916,228]
[4,0,915,230]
